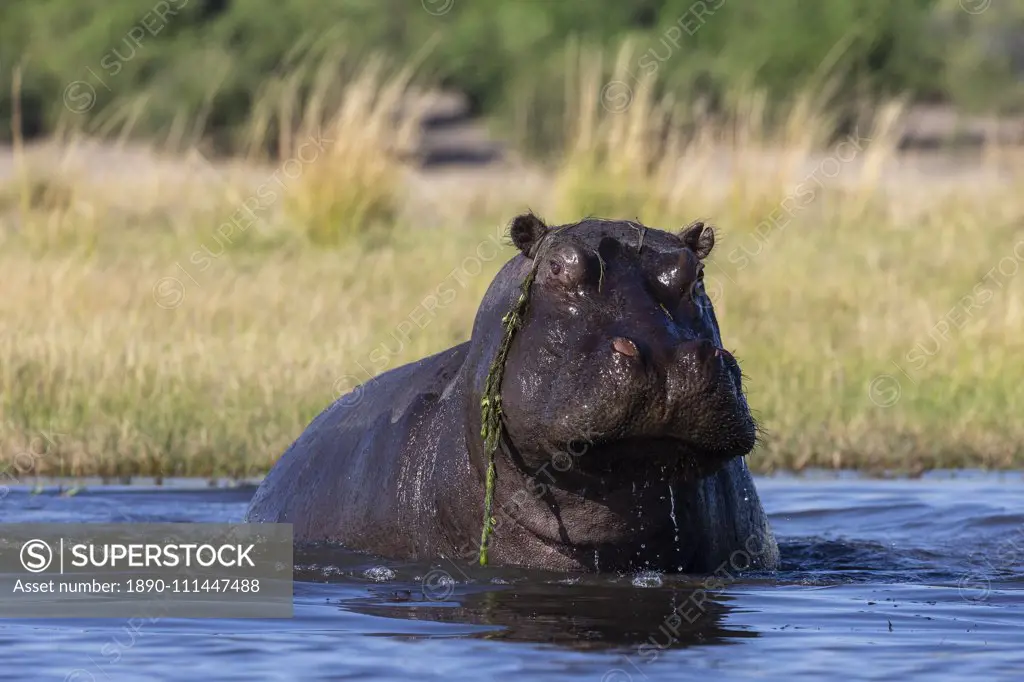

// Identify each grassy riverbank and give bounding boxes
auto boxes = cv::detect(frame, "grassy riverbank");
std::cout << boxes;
[1,57,1023,481]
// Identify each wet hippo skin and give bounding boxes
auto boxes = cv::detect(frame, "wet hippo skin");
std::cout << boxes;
[246,214,779,573]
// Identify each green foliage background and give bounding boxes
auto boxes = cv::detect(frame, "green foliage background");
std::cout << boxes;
[0,0,1022,151]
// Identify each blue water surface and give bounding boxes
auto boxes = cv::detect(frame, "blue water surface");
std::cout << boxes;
[0,472,1021,681]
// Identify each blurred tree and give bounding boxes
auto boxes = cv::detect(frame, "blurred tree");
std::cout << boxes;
[0,0,1018,150]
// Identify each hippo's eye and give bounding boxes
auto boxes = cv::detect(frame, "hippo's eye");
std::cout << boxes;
[541,243,593,292]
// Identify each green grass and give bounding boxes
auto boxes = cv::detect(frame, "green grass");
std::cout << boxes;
[0,220,516,480]
[1,48,1023,481]
[2,167,1022,479]
[550,62,1024,473]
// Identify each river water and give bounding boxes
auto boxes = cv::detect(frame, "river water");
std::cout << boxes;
[0,472,1021,681]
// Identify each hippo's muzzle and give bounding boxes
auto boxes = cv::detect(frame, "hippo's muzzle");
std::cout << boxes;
[605,333,756,463]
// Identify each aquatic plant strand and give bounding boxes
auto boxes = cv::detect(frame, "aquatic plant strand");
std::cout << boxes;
[478,259,541,565]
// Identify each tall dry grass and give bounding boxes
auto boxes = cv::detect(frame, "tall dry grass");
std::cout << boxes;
[3,49,429,254]
[1,46,1022,481]
[0,228,513,480]
[554,43,1024,472]
[243,51,428,246]
[553,42,901,227]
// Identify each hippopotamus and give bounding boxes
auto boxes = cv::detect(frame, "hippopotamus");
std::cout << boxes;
[246,214,779,573]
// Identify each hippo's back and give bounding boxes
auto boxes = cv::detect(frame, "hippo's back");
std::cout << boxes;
[245,343,471,554]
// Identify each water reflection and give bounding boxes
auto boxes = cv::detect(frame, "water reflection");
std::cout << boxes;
[2,478,1022,681]
[342,579,758,651]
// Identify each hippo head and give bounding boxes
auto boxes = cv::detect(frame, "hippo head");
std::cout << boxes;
[472,213,757,488]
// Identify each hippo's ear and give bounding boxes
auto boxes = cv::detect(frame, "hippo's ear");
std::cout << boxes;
[509,212,549,257]
[680,221,715,260]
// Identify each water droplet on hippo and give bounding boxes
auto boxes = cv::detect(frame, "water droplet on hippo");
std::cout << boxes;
[632,571,663,588]
[640,543,646,549]
[362,566,396,582]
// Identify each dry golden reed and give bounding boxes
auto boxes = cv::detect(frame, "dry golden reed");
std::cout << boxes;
[2,45,1022,481]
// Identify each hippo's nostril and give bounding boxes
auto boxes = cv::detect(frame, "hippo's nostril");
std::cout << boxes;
[677,338,723,368]
[691,338,715,360]
[612,337,639,358]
